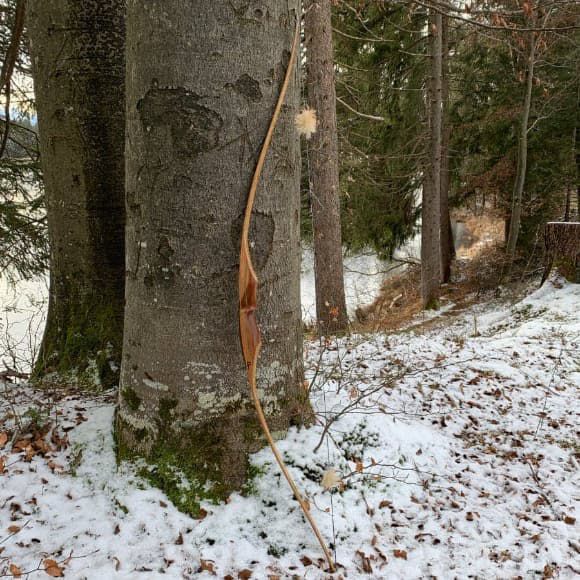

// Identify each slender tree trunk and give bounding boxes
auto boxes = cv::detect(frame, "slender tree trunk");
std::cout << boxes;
[421,10,442,308]
[564,186,571,222]
[28,0,125,389]
[574,52,579,220]
[117,0,307,511]
[440,15,454,283]
[575,107,579,220]
[304,0,348,332]
[441,17,454,270]
[507,27,536,257]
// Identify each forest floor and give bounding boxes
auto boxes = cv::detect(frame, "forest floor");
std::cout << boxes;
[1,276,579,579]
[352,215,511,334]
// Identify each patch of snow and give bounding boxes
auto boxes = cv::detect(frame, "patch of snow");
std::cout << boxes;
[301,241,419,324]
[0,276,47,373]
[1,279,578,578]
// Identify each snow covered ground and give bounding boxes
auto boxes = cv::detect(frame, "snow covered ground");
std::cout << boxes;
[1,277,578,578]
[0,277,47,374]
[300,248,401,323]
[301,238,420,324]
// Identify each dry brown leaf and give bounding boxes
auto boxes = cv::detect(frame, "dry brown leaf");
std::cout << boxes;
[374,545,388,562]
[9,563,22,578]
[112,556,121,571]
[7,525,21,534]
[199,560,215,574]
[563,515,576,525]
[300,556,313,566]
[0,432,8,448]
[47,461,63,473]
[50,430,69,451]
[356,551,372,573]
[43,559,64,577]
[238,570,252,579]
[12,439,30,452]
[0,456,6,474]
[543,564,555,579]
[33,438,51,455]
[393,549,408,560]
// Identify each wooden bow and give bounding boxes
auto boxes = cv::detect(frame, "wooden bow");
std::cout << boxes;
[238,19,335,574]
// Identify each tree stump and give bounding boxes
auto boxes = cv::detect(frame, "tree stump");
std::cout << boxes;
[541,222,580,285]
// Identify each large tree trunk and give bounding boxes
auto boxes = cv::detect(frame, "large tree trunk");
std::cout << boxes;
[440,15,454,283]
[507,27,536,257]
[304,0,348,333]
[421,10,443,308]
[117,0,307,512]
[28,0,125,389]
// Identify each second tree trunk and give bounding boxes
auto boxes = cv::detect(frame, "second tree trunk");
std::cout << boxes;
[421,10,443,308]
[28,0,126,389]
[305,0,348,332]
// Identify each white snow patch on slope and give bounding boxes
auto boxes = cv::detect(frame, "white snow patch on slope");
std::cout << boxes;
[0,279,579,578]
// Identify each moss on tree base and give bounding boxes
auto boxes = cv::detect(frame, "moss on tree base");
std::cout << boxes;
[33,292,123,391]
[115,393,311,517]
[115,408,255,517]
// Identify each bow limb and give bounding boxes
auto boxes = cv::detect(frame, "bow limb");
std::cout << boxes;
[238,19,335,574]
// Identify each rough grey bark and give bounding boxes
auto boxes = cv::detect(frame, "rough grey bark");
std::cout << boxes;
[564,184,571,222]
[440,15,454,283]
[421,10,442,309]
[117,0,307,509]
[575,110,579,219]
[541,222,580,284]
[507,27,536,257]
[304,0,348,333]
[28,0,125,389]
